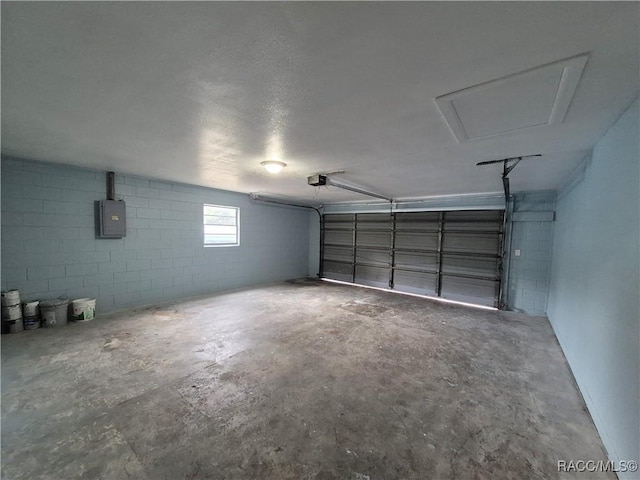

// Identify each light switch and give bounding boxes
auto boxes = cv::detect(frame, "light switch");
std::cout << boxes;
[514,249,521,257]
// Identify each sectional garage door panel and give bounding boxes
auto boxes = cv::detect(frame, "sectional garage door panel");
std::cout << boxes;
[323,261,352,282]
[324,214,356,222]
[443,210,503,229]
[354,214,392,287]
[356,249,390,266]
[355,265,389,288]
[438,210,502,305]
[356,213,392,229]
[324,230,353,246]
[442,233,500,255]
[324,245,352,263]
[356,214,392,249]
[393,270,438,295]
[439,277,498,307]
[441,255,500,278]
[322,247,352,262]
[394,232,439,250]
[393,211,440,296]
[395,212,440,229]
[321,210,504,307]
[393,251,438,271]
[322,214,355,282]
[393,249,438,295]
[357,231,390,247]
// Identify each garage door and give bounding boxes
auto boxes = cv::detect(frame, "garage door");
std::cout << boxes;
[321,210,504,307]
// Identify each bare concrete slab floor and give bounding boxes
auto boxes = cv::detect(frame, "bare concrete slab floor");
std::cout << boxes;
[1,279,612,480]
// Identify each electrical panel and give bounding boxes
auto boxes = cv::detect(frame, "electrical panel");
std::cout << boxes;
[97,200,126,238]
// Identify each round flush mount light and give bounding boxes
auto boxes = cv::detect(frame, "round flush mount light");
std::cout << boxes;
[261,161,287,174]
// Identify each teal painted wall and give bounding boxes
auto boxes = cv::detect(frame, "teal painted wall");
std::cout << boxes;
[1,158,310,313]
[548,99,639,474]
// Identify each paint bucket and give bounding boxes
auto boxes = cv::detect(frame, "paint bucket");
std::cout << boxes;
[1,290,20,307]
[71,298,96,322]
[40,299,69,327]
[2,304,22,320]
[3,319,23,334]
[23,316,41,330]
[23,301,39,318]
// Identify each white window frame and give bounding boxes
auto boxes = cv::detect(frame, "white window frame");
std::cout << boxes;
[203,204,239,247]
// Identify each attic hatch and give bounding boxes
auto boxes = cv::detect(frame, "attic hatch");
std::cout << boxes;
[435,54,588,142]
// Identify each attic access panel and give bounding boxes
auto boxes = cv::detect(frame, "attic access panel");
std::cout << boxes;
[436,54,588,142]
[321,210,504,308]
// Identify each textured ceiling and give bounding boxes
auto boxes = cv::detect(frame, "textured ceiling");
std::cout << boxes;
[1,2,638,204]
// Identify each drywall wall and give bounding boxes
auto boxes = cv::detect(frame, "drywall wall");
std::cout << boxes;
[548,98,639,475]
[1,158,310,313]
[507,191,555,315]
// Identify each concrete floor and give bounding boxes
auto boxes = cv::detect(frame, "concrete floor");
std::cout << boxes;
[2,278,612,480]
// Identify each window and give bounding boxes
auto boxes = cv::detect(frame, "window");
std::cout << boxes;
[203,204,239,247]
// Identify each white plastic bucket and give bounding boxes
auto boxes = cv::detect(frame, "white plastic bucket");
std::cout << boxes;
[72,298,96,321]
[23,301,39,317]
[2,304,22,320]
[4,319,23,334]
[40,299,69,327]
[42,310,57,327]
[1,290,20,307]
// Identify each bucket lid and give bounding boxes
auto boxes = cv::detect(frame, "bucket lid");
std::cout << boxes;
[40,298,69,308]
[72,298,93,304]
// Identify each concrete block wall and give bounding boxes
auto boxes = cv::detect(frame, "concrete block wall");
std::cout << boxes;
[507,191,556,315]
[1,157,310,313]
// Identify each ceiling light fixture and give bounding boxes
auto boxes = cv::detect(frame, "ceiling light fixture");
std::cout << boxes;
[261,161,286,174]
